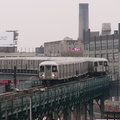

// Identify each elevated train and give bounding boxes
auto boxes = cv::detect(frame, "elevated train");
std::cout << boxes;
[39,57,109,85]
[0,57,74,74]
[0,57,109,86]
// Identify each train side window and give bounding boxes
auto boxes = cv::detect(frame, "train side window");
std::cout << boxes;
[104,61,108,66]
[94,62,98,67]
[52,66,57,72]
[99,61,103,65]
[40,66,44,72]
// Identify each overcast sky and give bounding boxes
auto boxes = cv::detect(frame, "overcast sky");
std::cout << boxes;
[0,0,120,51]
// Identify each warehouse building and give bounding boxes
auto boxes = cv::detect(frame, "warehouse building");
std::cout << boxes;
[44,37,83,57]
[83,23,120,80]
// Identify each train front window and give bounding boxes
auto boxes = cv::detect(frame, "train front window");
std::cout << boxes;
[52,66,57,72]
[99,61,103,65]
[104,61,108,66]
[45,65,51,71]
[40,66,44,72]
[94,62,98,67]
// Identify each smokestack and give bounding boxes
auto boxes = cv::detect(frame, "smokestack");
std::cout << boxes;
[118,23,120,34]
[78,3,89,41]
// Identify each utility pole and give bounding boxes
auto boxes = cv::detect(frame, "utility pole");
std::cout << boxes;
[14,66,16,88]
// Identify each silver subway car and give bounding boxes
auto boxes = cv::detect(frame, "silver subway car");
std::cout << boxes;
[39,59,89,85]
[87,58,109,76]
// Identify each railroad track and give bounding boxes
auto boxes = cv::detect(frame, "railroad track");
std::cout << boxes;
[0,85,45,101]
[0,76,92,101]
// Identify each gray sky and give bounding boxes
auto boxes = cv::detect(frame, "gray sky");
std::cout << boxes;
[0,0,120,51]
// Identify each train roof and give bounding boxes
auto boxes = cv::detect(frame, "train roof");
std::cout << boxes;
[85,58,108,62]
[0,57,108,63]
[0,57,76,61]
[76,57,108,62]
[39,59,87,66]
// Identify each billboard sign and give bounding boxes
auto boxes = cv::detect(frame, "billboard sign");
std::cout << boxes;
[69,47,81,51]
[0,32,14,47]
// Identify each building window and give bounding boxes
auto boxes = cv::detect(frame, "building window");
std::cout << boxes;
[96,54,101,58]
[90,42,95,51]
[96,41,101,50]
[114,39,119,49]
[108,40,113,49]
[101,53,107,59]
[109,66,112,74]
[114,66,119,73]
[84,44,89,51]
[101,40,107,50]
[114,53,119,62]
[89,54,95,57]
[107,53,113,62]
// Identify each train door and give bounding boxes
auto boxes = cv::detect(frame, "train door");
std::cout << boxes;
[52,65,58,79]
[8,59,12,70]
[34,60,38,70]
[11,59,17,69]
[72,63,74,77]
[0,59,3,72]
[68,64,70,78]
[69,64,72,78]
[64,64,67,79]
[17,59,22,71]
[21,59,27,70]
[63,64,65,79]
[61,65,64,79]
[73,63,75,76]
[39,65,44,79]
[45,65,51,79]
[80,62,83,74]
[97,61,103,72]
[84,61,88,74]
[104,61,109,73]
[75,62,79,76]
[59,65,61,79]
[78,62,80,75]
[94,61,98,72]
[66,64,68,78]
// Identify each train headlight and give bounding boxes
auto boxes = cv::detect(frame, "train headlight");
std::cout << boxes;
[52,74,55,77]
[52,73,57,78]
[42,74,44,77]
[40,73,44,78]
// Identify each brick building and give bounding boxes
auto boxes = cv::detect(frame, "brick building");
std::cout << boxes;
[44,37,83,57]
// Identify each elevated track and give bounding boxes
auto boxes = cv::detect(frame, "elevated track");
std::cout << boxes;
[0,75,111,120]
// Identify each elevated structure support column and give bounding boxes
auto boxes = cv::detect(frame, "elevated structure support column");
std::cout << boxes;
[11,99,14,120]
[89,99,94,120]
[80,102,87,120]
[100,96,104,119]
[63,103,70,120]
[76,102,80,120]
[71,105,76,120]
[29,96,32,120]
